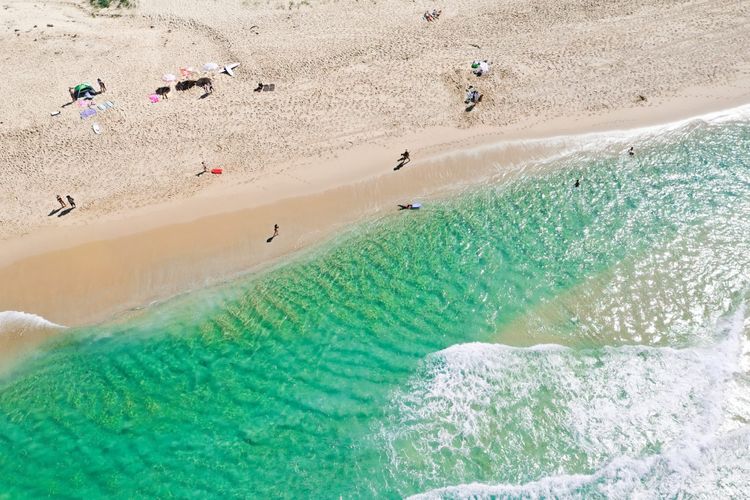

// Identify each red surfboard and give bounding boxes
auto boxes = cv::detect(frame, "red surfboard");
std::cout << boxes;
[211,168,223,174]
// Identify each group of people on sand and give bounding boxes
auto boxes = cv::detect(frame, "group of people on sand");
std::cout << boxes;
[55,194,76,210]
[423,9,442,21]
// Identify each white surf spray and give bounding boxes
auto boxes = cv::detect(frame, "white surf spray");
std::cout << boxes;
[0,311,66,371]
[0,310,65,336]
[382,308,750,498]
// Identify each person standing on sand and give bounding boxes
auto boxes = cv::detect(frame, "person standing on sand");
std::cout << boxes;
[97,78,106,94]
[56,195,66,209]
[66,195,76,208]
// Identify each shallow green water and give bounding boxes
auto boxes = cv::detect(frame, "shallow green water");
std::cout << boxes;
[1,111,750,498]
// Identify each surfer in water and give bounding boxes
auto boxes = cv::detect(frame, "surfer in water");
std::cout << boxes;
[574,178,580,188]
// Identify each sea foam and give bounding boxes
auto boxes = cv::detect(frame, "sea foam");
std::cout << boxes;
[389,308,749,498]
[0,310,65,336]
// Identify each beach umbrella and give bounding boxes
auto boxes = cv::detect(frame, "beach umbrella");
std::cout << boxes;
[179,66,197,78]
[203,62,219,72]
[74,83,93,92]
[162,73,177,82]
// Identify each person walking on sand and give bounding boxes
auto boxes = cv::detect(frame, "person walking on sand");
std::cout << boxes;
[66,195,76,208]
[56,195,67,209]
[394,150,411,170]
[97,78,106,94]
[267,224,279,243]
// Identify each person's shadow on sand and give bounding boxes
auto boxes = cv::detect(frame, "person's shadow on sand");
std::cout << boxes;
[58,207,75,217]
[48,208,61,216]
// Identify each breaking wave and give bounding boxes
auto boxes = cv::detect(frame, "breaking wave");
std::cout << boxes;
[387,309,750,498]
[0,310,65,336]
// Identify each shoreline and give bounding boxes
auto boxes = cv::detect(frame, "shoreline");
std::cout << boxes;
[1,82,750,335]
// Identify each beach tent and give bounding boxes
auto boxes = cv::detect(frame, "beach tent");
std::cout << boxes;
[471,60,490,76]
[73,83,96,100]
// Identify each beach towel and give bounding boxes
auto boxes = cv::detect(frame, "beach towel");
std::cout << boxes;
[97,104,106,111]
[262,84,275,92]
[149,94,160,103]
[80,108,97,119]
[104,101,115,109]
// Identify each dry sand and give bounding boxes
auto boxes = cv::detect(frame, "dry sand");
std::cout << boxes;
[1,0,750,335]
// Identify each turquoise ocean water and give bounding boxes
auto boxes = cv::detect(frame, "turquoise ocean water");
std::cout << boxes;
[1,108,750,497]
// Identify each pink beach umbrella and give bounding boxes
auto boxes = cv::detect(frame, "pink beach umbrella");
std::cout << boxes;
[179,66,197,78]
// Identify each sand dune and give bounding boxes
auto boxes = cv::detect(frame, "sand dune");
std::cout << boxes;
[1,0,749,240]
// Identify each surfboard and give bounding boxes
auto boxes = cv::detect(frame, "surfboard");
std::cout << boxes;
[211,168,223,174]
[92,122,101,134]
[223,63,240,77]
